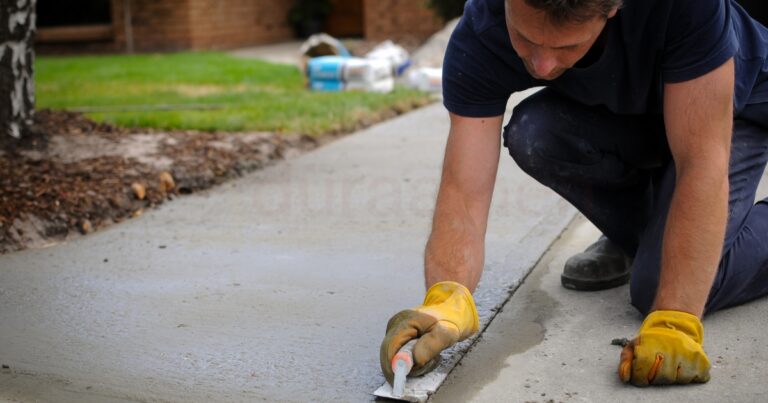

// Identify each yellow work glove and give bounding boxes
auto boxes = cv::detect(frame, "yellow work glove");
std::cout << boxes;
[619,310,711,386]
[379,281,480,385]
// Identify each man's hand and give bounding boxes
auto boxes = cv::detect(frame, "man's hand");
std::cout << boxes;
[619,310,710,386]
[380,281,480,385]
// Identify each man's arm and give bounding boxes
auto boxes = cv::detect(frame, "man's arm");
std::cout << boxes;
[619,58,733,385]
[655,58,735,317]
[425,113,504,291]
[379,112,503,384]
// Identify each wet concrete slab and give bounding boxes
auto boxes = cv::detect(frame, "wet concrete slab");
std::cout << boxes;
[433,203,768,403]
[0,99,575,402]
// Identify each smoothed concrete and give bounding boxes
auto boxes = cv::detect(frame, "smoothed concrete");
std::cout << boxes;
[433,211,768,403]
[0,98,574,402]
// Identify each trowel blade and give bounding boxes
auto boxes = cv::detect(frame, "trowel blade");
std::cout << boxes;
[373,381,429,402]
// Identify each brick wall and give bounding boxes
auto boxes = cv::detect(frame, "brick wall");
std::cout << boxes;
[112,0,193,52]
[363,0,443,42]
[111,0,296,52]
[187,0,296,50]
[41,0,444,54]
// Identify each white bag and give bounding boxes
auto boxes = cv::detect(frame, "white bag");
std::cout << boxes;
[366,40,411,76]
[343,58,393,83]
[406,67,442,92]
[346,78,396,93]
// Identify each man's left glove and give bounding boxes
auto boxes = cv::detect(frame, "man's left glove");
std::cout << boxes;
[619,310,711,386]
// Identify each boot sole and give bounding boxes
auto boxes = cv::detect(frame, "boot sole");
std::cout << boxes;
[561,272,630,291]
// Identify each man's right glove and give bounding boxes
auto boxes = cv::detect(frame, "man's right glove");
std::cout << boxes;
[379,281,480,385]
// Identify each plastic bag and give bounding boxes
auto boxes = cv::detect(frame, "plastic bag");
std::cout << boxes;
[366,40,411,76]
[406,67,443,92]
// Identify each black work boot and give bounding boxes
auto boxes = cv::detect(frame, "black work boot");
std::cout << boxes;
[561,235,632,291]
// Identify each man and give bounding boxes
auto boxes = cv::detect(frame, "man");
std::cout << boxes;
[381,0,768,387]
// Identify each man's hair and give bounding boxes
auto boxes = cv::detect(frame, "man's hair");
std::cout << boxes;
[522,0,623,24]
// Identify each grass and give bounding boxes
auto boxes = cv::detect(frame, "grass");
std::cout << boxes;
[35,52,432,136]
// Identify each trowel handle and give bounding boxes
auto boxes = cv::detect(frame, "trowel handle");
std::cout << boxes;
[390,339,418,374]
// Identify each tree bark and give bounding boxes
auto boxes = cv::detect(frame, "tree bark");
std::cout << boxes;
[0,0,36,139]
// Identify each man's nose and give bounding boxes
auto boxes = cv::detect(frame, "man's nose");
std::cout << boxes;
[531,51,557,78]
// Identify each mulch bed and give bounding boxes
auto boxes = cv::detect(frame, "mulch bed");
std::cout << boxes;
[0,110,320,254]
[1,83,435,255]
[0,97,433,254]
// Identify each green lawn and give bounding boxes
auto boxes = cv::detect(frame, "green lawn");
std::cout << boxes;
[35,52,431,135]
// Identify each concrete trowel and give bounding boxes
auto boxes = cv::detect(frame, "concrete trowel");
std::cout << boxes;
[373,339,432,402]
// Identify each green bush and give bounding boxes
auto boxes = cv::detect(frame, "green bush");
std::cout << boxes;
[427,0,468,21]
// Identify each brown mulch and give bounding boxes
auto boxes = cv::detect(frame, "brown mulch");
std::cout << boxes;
[0,110,320,254]
[0,97,434,254]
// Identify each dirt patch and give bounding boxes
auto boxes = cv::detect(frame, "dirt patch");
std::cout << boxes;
[0,110,323,254]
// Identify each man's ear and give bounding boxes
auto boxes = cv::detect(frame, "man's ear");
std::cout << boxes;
[607,6,619,19]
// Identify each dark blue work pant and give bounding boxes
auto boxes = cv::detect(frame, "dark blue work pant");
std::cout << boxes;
[503,89,768,315]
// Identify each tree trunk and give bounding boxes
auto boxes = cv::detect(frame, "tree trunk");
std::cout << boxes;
[0,0,36,139]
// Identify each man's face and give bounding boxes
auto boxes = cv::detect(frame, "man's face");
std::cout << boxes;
[505,0,618,80]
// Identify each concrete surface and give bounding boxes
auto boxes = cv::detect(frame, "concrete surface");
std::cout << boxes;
[433,206,768,403]
[3,85,765,402]
[0,96,575,402]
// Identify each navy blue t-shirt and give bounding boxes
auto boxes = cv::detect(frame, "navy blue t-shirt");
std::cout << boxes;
[443,0,768,119]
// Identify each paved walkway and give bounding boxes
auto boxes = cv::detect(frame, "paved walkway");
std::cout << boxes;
[0,97,574,402]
